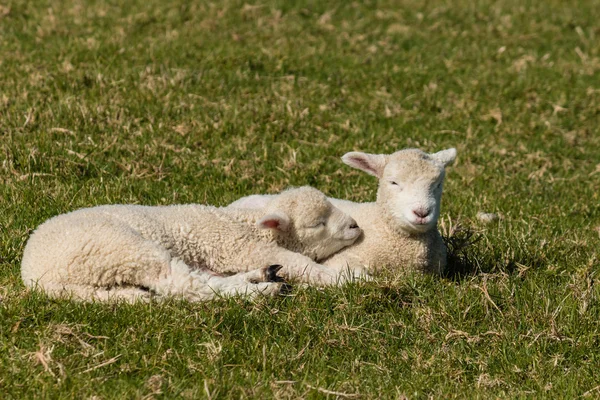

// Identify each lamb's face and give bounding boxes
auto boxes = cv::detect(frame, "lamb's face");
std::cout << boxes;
[258,187,362,260]
[379,152,445,234]
[342,148,456,235]
[292,194,362,260]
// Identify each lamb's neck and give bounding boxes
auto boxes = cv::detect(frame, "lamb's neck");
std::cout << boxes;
[272,230,308,258]
[222,207,262,223]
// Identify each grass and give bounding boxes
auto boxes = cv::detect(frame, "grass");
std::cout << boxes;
[1,0,599,397]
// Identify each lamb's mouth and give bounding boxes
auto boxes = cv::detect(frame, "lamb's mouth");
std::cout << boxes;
[413,218,430,225]
[407,220,434,232]
[341,228,362,241]
[401,214,434,230]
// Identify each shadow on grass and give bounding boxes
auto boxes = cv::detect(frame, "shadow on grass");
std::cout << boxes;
[442,224,547,281]
[442,224,481,280]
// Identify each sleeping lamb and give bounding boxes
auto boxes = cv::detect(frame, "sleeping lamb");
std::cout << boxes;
[21,186,363,302]
[229,148,456,274]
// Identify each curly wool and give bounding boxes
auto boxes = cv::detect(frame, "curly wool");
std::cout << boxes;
[21,187,362,302]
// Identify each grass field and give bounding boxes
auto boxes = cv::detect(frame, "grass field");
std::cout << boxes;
[1,0,600,397]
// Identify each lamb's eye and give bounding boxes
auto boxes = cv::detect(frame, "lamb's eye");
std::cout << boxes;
[390,181,403,190]
[310,221,326,228]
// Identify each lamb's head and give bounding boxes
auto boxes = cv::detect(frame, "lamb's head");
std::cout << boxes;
[342,148,456,235]
[255,186,362,260]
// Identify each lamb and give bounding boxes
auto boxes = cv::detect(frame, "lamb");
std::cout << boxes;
[21,186,363,303]
[229,148,457,274]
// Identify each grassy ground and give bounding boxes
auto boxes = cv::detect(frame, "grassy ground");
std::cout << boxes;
[1,0,599,397]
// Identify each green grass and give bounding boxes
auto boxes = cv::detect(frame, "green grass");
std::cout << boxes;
[1,0,600,397]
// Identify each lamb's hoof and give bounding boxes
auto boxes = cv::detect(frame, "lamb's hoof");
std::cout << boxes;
[251,282,285,297]
[266,265,285,282]
[279,282,293,295]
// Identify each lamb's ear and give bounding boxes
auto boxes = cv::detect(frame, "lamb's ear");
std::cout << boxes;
[341,152,387,178]
[257,212,290,232]
[430,148,457,167]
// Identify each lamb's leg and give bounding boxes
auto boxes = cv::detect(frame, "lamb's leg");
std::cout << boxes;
[257,250,359,286]
[34,282,152,303]
[38,266,283,303]
[256,249,373,286]
[92,232,284,300]
[150,259,283,301]
[322,252,373,282]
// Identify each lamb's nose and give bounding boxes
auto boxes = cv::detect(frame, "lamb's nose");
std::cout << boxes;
[413,208,431,218]
[349,219,359,229]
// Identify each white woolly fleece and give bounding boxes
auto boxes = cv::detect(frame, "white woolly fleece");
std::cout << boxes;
[21,187,364,302]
